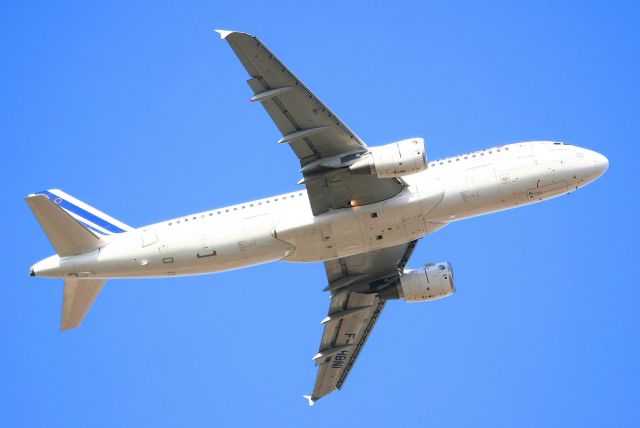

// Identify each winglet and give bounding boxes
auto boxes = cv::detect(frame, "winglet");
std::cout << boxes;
[214,29,235,40]
[303,395,315,406]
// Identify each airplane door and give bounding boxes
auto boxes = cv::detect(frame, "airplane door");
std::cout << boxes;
[536,160,565,187]
[197,235,216,258]
[527,160,569,200]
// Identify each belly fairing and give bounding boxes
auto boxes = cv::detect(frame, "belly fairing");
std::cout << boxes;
[276,178,446,262]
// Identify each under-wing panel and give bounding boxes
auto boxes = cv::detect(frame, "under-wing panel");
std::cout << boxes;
[307,240,418,404]
[218,30,366,165]
[217,30,404,215]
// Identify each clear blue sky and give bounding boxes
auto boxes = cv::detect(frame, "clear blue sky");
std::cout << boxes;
[2,1,639,426]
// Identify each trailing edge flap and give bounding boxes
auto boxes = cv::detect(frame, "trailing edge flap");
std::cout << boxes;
[26,194,106,257]
[62,278,106,331]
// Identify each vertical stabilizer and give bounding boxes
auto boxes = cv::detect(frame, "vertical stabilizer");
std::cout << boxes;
[26,194,106,257]
[36,189,132,236]
[62,278,106,331]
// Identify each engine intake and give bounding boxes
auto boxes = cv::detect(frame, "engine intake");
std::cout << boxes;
[378,262,455,302]
[349,138,427,178]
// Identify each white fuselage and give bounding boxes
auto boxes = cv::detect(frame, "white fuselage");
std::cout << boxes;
[31,141,608,279]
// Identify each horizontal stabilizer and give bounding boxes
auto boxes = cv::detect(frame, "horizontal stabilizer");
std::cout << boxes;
[62,278,106,330]
[26,194,106,257]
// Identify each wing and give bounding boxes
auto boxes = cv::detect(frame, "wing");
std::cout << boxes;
[305,240,418,405]
[216,30,404,215]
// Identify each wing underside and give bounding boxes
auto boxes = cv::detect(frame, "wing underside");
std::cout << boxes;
[218,30,366,164]
[307,241,418,404]
[217,30,418,404]
[217,30,404,215]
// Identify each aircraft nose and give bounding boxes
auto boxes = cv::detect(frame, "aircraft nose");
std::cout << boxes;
[588,150,609,178]
[575,148,609,183]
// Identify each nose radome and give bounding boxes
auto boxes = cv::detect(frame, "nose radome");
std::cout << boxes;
[591,150,609,177]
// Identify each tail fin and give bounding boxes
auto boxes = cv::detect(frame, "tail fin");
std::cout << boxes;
[26,189,133,257]
[26,194,106,257]
[62,278,106,330]
[26,189,125,330]
[33,189,132,236]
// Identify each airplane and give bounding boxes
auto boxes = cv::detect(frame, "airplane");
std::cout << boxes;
[26,30,609,405]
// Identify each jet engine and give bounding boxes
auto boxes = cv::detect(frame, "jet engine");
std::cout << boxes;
[378,262,455,302]
[349,138,427,178]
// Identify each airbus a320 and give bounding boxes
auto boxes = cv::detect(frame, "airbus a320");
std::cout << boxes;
[27,30,608,404]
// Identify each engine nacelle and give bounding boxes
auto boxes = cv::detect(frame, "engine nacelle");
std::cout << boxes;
[349,138,427,178]
[378,262,455,302]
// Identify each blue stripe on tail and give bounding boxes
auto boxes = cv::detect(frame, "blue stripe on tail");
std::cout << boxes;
[39,190,126,234]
